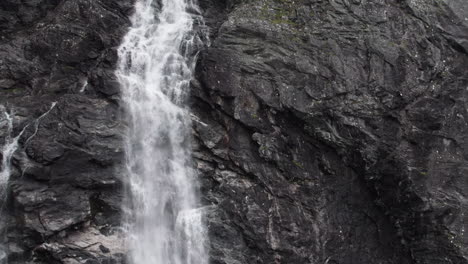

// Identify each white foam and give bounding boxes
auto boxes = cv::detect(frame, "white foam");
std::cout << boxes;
[116,0,209,263]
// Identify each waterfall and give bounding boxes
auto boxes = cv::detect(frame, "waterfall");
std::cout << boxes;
[0,110,18,264]
[0,109,26,264]
[116,0,208,263]
[0,112,20,201]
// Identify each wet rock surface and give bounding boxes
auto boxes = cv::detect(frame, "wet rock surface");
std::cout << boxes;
[193,0,468,263]
[0,0,132,263]
[0,0,467,263]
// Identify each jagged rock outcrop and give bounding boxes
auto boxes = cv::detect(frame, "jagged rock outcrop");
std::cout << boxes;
[193,0,468,263]
[0,1,133,263]
[0,0,467,263]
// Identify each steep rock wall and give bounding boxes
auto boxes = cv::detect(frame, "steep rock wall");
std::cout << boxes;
[0,1,133,263]
[194,0,468,263]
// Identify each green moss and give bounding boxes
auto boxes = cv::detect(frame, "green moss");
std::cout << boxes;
[257,0,301,28]
[63,65,76,71]
[291,36,302,43]
[2,87,23,93]
[293,160,304,169]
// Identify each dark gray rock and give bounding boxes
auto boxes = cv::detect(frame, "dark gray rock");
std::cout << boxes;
[0,0,133,263]
[193,0,468,263]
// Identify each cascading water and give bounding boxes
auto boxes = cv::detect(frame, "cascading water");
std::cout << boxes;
[0,110,19,264]
[116,0,208,263]
[0,112,20,201]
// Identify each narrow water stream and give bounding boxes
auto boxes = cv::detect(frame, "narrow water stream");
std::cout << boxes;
[0,110,19,264]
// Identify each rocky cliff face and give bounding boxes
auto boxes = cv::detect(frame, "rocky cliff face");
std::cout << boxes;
[0,0,467,263]
[0,1,133,263]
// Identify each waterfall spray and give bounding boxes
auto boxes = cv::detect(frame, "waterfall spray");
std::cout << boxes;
[117,0,208,263]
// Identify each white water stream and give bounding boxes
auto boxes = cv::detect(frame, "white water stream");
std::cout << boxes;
[0,112,21,201]
[0,110,20,264]
[116,0,208,263]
